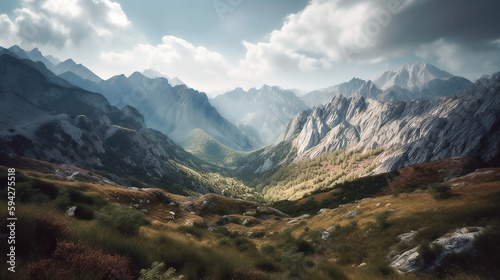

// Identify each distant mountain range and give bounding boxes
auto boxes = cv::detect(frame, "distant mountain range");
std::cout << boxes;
[211,85,309,145]
[238,72,500,176]
[0,46,259,153]
[1,45,498,198]
[0,53,224,194]
[301,62,473,107]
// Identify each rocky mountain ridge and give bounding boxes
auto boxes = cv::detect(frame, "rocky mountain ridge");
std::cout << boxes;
[301,63,473,107]
[0,54,220,194]
[243,72,499,175]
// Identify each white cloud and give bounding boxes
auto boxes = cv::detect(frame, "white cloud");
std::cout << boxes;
[230,0,413,79]
[99,36,232,92]
[416,38,500,77]
[0,0,132,51]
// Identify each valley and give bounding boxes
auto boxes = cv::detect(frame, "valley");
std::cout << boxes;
[0,45,499,279]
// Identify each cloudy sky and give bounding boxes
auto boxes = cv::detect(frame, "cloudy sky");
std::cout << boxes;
[1,0,499,96]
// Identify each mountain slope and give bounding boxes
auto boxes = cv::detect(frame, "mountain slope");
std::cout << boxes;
[0,54,222,194]
[92,72,258,152]
[52,59,103,83]
[211,85,309,145]
[372,62,454,91]
[241,71,500,177]
[287,73,500,171]
[302,63,473,107]
[301,78,381,107]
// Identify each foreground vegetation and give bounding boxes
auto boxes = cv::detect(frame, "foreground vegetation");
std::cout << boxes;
[1,161,499,280]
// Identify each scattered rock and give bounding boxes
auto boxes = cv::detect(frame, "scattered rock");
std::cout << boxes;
[244,210,257,216]
[321,231,331,241]
[398,231,418,243]
[376,203,381,207]
[342,210,359,219]
[386,203,392,207]
[358,263,367,268]
[242,219,250,226]
[287,214,310,224]
[66,206,77,217]
[318,208,330,214]
[327,226,338,233]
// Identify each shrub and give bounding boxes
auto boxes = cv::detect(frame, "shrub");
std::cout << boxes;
[66,188,95,204]
[218,237,231,246]
[33,212,69,257]
[252,231,266,238]
[255,259,277,272]
[74,204,95,220]
[319,262,348,280]
[233,236,254,252]
[31,179,59,199]
[54,191,72,210]
[231,267,268,280]
[429,183,453,199]
[261,243,275,255]
[177,225,206,239]
[375,211,391,229]
[138,262,177,280]
[95,205,148,236]
[15,208,69,258]
[29,241,133,280]
[280,245,304,266]
[418,242,442,266]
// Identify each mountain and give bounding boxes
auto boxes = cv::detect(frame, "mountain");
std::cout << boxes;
[142,68,185,87]
[301,78,381,107]
[0,54,220,194]
[372,62,473,100]
[2,45,61,70]
[372,62,454,91]
[92,72,257,152]
[52,59,103,83]
[240,71,500,176]
[211,85,310,145]
[302,63,473,107]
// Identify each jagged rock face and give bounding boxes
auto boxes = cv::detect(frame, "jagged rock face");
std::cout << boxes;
[278,72,500,173]
[0,54,209,194]
[372,62,453,91]
[301,78,381,107]
[301,63,473,107]
[211,85,310,145]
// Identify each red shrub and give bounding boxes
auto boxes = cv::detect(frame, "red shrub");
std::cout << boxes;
[232,267,268,280]
[29,241,134,280]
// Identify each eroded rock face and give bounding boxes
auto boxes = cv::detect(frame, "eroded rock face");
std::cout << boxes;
[277,72,500,173]
[390,227,484,274]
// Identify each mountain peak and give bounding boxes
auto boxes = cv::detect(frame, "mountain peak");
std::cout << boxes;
[372,62,454,91]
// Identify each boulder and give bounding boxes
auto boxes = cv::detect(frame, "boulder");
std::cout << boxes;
[66,206,77,217]
[390,227,484,274]
[321,231,331,241]
[341,210,359,219]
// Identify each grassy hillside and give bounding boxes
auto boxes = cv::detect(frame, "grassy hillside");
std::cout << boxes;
[183,128,249,166]
[1,158,499,280]
[258,148,385,201]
